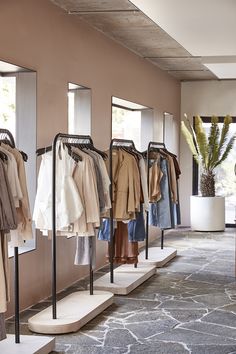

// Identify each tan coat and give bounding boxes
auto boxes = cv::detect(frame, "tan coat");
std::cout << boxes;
[111,149,141,220]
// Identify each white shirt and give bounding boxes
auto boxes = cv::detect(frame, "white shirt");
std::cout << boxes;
[33,143,83,232]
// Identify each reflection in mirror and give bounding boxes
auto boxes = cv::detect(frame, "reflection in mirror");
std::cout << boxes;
[68,83,91,135]
[112,96,154,150]
[163,112,178,155]
[0,60,36,256]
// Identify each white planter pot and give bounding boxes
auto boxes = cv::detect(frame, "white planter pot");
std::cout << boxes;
[190,196,225,232]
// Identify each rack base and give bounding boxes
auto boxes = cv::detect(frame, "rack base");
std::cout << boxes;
[139,247,177,267]
[93,264,156,295]
[0,334,55,354]
[28,290,113,334]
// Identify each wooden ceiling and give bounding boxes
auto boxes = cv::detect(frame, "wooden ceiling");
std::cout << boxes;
[51,0,217,81]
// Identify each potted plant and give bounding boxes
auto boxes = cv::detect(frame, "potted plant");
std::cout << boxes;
[181,114,235,231]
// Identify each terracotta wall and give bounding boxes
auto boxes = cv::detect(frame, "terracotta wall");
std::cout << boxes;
[0,0,180,316]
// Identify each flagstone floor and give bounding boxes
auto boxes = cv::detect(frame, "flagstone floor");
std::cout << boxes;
[6,228,236,353]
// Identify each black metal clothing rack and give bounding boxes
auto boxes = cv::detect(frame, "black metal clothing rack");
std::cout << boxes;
[109,138,137,283]
[0,129,20,344]
[45,133,96,319]
[145,141,173,259]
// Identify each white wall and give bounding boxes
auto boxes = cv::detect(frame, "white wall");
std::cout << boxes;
[180,80,236,226]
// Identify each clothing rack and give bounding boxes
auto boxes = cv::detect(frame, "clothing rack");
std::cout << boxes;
[37,133,96,320]
[109,138,137,283]
[0,129,20,344]
[145,141,172,259]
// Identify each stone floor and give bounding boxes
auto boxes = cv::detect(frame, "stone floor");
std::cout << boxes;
[6,228,236,353]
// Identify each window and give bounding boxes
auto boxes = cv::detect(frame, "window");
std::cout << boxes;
[68,83,91,135]
[112,97,153,150]
[0,76,16,138]
[163,112,178,155]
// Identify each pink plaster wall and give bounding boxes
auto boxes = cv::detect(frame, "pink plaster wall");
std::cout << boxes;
[0,0,180,316]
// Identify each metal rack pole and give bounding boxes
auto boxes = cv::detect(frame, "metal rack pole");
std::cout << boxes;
[14,247,20,343]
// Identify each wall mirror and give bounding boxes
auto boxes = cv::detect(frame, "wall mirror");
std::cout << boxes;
[68,83,91,135]
[0,59,37,256]
[112,96,154,150]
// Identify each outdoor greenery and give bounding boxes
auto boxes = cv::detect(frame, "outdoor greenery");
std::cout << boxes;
[181,114,236,197]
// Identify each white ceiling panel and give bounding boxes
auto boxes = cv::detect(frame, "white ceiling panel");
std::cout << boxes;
[204,63,236,79]
[130,0,236,56]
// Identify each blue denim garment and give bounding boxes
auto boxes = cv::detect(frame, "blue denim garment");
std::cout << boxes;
[98,205,145,242]
[128,204,145,242]
[149,158,174,229]
[98,218,113,241]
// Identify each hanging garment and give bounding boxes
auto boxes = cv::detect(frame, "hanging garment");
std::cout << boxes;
[83,149,106,212]
[149,158,174,229]
[0,146,23,207]
[72,148,100,236]
[149,160,163,203]
[1,143,33,246]
[111,149,141,220]
[98,205,145,243]
[74,236,96,269]
[84,149,111,212]
[139,157,149,211]
[0,160,18,232]
[113,222,139,264]
[33,143,83,232]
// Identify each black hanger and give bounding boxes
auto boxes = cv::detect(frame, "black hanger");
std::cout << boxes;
[66,144,82,162]
[19,150,28,162]
[84,143,108,159]
[36,146,52,156]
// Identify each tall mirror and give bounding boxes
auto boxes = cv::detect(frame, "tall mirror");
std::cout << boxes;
[0,60,36,255]
[112,96,154,150]
[68,83,91,135]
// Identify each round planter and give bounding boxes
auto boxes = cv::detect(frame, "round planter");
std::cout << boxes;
[190,196,225,232]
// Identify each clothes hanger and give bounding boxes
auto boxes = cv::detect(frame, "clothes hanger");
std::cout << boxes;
[84,143,108,159]
[36,146,52,156]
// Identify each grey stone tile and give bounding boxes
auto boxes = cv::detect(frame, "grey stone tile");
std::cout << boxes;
[125,316,178,339]
[165,309,207,323]
[188,272,235,285]
[158,299,207,310]
[152,328,236,344]
[104,328,137,347]
[56,332,103,346]
[180,320,236,339]
[129,341,190,353]
[189,344,236,354]
[202,309,236,328]
[190,293,233,308]
[165,261,203,273]
[221,303,236,313]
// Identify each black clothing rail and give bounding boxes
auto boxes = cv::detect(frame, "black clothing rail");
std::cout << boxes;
[109,138,136,283]
[0,129,20,344]
[145,141,173,259]
[37,133,95,320]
